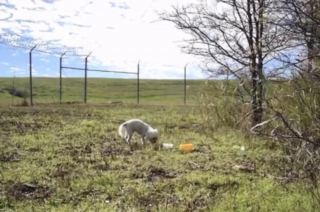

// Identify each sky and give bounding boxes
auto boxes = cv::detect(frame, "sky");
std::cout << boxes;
[0,0,214,80]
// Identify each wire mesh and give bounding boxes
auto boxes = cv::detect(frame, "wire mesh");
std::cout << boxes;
[0,33,206,107]
[0,45,30,106]
[86,72,137,104]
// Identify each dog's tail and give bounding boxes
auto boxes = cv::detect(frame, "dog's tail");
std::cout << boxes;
[118,123,127,138]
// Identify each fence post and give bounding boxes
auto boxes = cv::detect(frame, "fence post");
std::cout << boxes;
[59,51,67,104]
[137,60,140,104]
[84,52,91,103]
[29,45,37,106]
[184,63,188,105]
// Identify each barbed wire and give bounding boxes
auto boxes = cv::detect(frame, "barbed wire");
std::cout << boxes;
[0,33,89,56]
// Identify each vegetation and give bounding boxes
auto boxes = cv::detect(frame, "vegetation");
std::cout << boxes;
[0,77,208,106]
[0,76,316,211]
[0,99,315,212]
[1,0,320,211]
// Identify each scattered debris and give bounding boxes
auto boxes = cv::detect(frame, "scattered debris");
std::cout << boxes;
[232,164,256,173]
[188,161,201,169]
[162,143,173,149]
[179,143,194,152]
[104,195,113,204]
[232,145,246,151]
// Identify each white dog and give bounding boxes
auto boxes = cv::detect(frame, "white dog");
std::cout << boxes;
[118,119,159,145]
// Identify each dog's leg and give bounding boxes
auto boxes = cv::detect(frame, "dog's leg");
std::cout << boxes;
[141,135,146,146]
[124,127,133,144]
[125,133,134,151]
[126,133,133,144]
[124,134,129,143]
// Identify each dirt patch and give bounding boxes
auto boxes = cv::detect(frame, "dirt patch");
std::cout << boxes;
[193,143,213,154]
[116,187,181,211]
[184,194,212,212]
[65,146,98,164]
[206,181,239,191]
[232,159,257,173]
[5,181,54,201]
[147,167,177,182]
[66,101,82,105]
[178,123,201,130]
[130,172,145,180]
[27,146,42,152]
[164,123,201,130]
[64,145,82,156]
[0,151,21,163]
[50,162,78,178]
[61,188,102,205]
[63,143,95,157]
[0,120,49,133]
[92,164,110,171]
[61,133,86,140]
[101,142,132,157]
[183,181,239,212]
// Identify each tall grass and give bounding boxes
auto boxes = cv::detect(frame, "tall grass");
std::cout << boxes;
[196,73,320,209]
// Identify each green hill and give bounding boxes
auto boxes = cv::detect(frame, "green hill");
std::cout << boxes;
[0,77,213,106]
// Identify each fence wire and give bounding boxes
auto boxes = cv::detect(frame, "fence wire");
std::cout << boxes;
[0,33,201,107]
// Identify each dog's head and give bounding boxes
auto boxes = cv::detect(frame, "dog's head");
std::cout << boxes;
[146,129,159,144]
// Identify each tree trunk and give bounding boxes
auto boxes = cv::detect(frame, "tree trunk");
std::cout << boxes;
[252,68,262,126]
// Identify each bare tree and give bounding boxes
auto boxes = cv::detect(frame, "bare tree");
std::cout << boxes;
[159,0,290,126]
[275,0,320,73]
[250,0,320,201]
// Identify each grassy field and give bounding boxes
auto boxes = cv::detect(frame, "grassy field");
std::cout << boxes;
[0,78,315,211]
[0,77,210,106]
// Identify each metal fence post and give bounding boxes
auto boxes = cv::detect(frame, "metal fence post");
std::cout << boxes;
[84,52,91,103]
[184,63,188,105]
[137,60,140,104]
[29,45,37,106]
[59,52,67,104]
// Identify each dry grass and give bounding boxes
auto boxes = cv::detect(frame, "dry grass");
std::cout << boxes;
[0,103,314,212]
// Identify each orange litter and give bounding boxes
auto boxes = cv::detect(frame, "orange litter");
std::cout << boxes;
[179,143,194,152]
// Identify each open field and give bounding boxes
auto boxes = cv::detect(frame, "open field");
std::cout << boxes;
[0,77,212,106]
[0,102,314,212]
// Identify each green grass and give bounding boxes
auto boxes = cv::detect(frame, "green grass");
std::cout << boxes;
[0,77,211,106]
[0,77,316,211]
[0,104,315,211]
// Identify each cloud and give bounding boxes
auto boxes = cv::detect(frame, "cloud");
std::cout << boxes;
[10,66,37,76]
[0,0,207,79]
[1,62,9,66]
[40,58,50,63]
[10,66,24,73]
[54,72,66,78]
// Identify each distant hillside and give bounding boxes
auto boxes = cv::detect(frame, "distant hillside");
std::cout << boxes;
[0,77,210,106]
[0,77,287,106]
